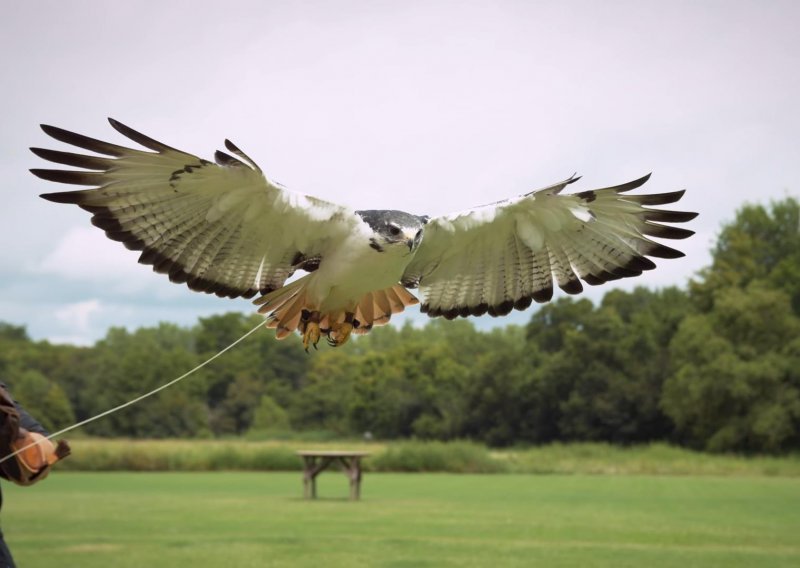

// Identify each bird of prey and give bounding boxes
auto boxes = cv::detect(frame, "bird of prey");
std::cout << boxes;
[31,119,697,350]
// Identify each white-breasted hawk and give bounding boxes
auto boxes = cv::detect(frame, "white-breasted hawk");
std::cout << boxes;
[31,119,697,349]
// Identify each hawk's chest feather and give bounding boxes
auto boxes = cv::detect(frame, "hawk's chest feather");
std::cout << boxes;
[312,234,416,311]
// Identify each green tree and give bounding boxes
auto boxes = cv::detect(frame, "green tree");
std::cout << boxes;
[691,197,800,313]
[0,322,28,343]
[518,289,691,445]
[290,349,356,435]
[347,350,424,438]
[0,322,78,431]
[84,324,209,438]
[250,394,291,432]
[197,313,308,435]
[462,326,541,446]
[7,369,75,432]
[346,320,489,440]
[526,298,595,353]
[662,285,800,452]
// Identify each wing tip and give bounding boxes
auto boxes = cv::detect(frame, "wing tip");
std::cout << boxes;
[39,190,80,204]
[616,172,653,192]
[223,138,261,171]
[646,243,686,259]
[105,117,135,138]
[29,168,51,180]
[40,123,64,138]
[107,117,126,132]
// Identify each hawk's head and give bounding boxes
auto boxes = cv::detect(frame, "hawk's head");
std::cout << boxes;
[357,210,428,253]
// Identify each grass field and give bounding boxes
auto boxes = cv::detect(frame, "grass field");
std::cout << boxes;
[3,472,799,567]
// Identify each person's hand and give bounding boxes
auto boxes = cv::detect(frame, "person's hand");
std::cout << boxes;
[6,430,70,485]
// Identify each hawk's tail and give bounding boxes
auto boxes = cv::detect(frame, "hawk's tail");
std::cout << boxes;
[253,279,419,340]
[253,275,312,339]
[351,285,419,335]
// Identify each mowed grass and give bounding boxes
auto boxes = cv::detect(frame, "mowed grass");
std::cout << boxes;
[3,472,799,567]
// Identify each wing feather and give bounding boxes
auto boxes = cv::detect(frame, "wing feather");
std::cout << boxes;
[404,174,697,318]
[32,119,358,299]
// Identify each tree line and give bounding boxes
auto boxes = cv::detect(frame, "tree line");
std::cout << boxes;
[1,197,798,453]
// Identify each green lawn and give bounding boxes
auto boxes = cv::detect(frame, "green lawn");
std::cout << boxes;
[3,472,799,567]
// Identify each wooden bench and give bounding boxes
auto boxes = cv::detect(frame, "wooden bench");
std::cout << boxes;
[296,450,370,500]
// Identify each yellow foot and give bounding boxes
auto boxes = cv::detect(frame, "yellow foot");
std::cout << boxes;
[327,322,353,347]
[302,321,321,352]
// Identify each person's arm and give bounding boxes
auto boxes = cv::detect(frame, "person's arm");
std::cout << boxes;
[16,404,48,437]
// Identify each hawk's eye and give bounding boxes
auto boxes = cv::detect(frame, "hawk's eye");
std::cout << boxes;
[388,225,401,236]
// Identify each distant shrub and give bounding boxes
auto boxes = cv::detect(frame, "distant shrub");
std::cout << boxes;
[56,439,800,476]
[370,441,506,473]
[250,395,291,432]
[60,440,303,472]
[245,429,343,443]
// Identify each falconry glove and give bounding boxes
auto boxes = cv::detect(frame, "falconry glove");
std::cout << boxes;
[0,385,71,486]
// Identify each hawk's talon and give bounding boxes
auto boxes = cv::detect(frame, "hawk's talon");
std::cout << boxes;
[302,320,321,352]
[327,321,354,347]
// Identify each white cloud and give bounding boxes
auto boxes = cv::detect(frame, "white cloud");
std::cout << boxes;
[54,299,101,334]
[35,227,185,299]
[45,334,98,347]
[38,227,138,279]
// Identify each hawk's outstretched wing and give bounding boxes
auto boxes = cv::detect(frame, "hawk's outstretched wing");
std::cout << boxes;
[32,119,358,299]
[402,174,697,319]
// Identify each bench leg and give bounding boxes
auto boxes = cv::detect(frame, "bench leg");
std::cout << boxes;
[302,456,314,499]
[345,457,362,500]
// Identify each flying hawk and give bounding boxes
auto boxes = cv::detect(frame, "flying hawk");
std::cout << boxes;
[31,119,697,350]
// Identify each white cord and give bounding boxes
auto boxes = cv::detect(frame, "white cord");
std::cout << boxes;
[0,319,265,465]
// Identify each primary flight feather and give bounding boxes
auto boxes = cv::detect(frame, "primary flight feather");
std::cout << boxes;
[31,119,697,349]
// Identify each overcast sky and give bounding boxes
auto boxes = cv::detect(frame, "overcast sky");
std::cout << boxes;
[1,0,798,345]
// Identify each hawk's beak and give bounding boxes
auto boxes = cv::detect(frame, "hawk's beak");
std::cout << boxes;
[403,230,416,251]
